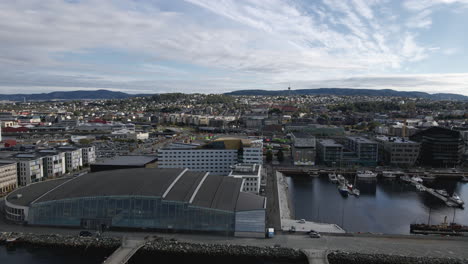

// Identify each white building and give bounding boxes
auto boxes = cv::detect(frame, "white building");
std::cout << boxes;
[38,150,66,179]
[57,146,83,172]
[15,154,44,186]
[81,146,96,165]
[158,137,263,176]
[242,140,263,165]
[228,164,262,194]
[0,161,17,195]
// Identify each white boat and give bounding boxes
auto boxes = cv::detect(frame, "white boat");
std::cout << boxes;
[337,174,345,183]
[328,173,338,183]
[411,176,423,183]
[382,171,396,178]
[461,176,468,183]
[450,193,464,206]
[400,175,412,182]
[415,184,426,191]
[435,189,449,197]
[356,170,377,179]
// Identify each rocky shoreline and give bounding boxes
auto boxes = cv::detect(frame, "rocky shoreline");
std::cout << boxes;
[0,232,306,263]
[328,251,468,264]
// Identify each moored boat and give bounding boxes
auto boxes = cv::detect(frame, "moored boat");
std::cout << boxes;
[338,183,349,197]
[450,193,465,206]
[328,173,338,183]
[382,171,396,178]
[356,170,377,179]
[435,189,449,197]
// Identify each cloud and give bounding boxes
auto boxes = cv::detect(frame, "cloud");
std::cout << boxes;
[0,0,465,95]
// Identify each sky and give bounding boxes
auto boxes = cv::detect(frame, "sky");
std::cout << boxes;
[1,0,468,95]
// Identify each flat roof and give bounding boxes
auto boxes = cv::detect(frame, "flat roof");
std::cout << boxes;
[93,155,157,166]
[347,136,377,144]
[375,136,417,144]
[318,139,343,147]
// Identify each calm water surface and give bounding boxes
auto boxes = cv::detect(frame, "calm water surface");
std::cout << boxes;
[287,175,468,234]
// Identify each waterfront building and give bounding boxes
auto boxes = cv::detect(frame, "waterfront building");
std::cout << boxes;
[410,127,464,167]
[158,137,262,176]
[0,161,17,195]
[228,164,262,194]
[375,136,420,167]
[345,136,378,166]
[291,132,316,166]
[316,139,344,166]
[5,168,266,237]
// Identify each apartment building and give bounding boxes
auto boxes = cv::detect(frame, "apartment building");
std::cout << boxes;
[345,136,378,166]
[15,153,44,186]
[57,146,83,172]
[81,146,96,165]
[0,161,17,195]
[317,139,344,166]
[38,150,66,178]
[375,136,420,167]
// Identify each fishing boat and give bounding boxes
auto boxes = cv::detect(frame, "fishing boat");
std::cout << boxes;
[356,170,377,179]
[328,173,338,183]
[338,183,349,197]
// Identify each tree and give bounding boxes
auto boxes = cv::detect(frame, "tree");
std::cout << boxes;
[266,150,273,163]
[277,149,284,162]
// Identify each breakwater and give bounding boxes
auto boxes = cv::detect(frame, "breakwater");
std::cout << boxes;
[0,232,306,263]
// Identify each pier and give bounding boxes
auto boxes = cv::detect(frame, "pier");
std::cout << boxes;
[103,236,148,264]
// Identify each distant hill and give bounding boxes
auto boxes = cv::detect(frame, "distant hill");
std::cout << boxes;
[0,89,150,101]
[225,88,468,101]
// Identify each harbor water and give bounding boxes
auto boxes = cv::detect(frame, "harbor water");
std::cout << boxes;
[286,175,468,234]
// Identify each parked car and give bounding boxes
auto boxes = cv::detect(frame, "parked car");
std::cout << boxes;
[288,226,296,233]
[79,230,93,237]
[309,231,321,238]
[297,219,306,224]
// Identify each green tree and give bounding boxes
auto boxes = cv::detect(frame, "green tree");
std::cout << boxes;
[266,150,273,163]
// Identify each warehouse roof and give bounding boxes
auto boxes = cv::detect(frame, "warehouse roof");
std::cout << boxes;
[7,168,253,212]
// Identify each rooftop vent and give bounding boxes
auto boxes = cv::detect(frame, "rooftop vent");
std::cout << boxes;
[16,194,22,199]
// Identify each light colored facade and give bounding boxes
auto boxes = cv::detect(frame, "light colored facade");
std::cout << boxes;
[16,154,44,186]
[81,146,96,165]
[375,136,420,167]
[0,161,17,195]
[241,140,263,165]
[39,150,66,179]
[228,164,262,194]
[58,147,83,172]
[158,149,238,175]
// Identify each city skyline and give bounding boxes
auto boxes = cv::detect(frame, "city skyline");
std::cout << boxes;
[1,0,468,95]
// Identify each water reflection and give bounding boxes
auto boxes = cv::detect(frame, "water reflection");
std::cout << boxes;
[287,176,468,234]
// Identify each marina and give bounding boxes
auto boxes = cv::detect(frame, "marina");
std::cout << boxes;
[286,173,468,234]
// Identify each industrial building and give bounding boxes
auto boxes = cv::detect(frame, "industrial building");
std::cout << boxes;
[5,168,266,237]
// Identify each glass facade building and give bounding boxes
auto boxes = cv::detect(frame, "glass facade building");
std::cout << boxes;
[28,195,235,232]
